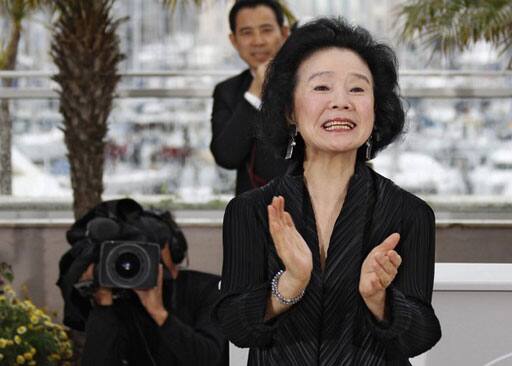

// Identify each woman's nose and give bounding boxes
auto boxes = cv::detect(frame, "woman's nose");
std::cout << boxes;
[330,91,352,110]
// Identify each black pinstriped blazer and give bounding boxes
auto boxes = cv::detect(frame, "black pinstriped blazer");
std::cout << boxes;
[213,162,441,365]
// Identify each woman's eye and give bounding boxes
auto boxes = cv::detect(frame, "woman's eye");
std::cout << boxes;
[350,86,365,92]
[313,85,330,91]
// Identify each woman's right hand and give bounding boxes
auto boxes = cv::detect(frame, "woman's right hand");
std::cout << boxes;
[268,196,313,288]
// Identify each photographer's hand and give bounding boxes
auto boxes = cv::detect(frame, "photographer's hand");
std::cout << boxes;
[80,264,113,306]
[134,265,168,326]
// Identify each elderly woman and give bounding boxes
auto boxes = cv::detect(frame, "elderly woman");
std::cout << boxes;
[213,17,441,365]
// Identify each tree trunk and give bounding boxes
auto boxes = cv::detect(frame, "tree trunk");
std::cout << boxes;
[0,100,12,195]
[51,0,125,219]
[0,20,21,196]
[66,138,105,219]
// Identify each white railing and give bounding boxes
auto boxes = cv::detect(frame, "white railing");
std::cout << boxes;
[1,69,511,200]
[1,69,511,99]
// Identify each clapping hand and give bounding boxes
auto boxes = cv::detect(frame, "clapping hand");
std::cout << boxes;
[267,196,313,289]
[359,233,402,320]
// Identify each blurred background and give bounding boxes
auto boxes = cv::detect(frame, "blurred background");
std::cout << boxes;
[1,0,510,211]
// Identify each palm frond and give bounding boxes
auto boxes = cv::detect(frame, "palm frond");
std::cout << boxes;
[397,0,512,59]
[161,0,204,13]
[277,0,297,27]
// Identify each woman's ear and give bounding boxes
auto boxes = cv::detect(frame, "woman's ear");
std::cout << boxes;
[285,109,297,130]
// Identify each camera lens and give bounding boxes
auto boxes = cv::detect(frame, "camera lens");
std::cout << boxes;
[114,252,141,279]
[101,241,159,289]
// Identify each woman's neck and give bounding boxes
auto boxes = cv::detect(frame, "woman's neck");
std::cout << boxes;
[303,151,357,203]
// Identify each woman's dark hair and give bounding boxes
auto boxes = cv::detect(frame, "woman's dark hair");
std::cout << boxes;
[229,0,285,33]
[259,17,405,163]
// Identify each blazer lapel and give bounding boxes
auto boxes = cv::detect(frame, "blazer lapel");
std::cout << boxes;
[324,163,372,282]
[277,164,323,271]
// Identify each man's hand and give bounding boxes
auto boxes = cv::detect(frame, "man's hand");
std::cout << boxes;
[134,265,168,326]
[80,264,113,306]
[248,60,270,98]
[359,233,402,321]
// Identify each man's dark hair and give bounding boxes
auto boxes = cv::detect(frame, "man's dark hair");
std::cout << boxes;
[259,17,405,163]
[229,0,285,33]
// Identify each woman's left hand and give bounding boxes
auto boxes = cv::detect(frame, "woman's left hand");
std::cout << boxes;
[359,233,402,321]
[134,264,168,326]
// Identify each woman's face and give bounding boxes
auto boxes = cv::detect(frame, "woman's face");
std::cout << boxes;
[292,48,375,158]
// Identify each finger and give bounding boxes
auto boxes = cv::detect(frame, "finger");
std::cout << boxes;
[373,259,393,288]
[271,196,283,222]
[269,204,284,228]
[280,196,286,213]
[283,211,294,228]
[80,263,94,281]
[94,287,113,305]
[270,196,278,213]
[387,251,402,268]
[157,264,163,289]
[268,205,284,238]
[376,253,398,276]
[268,206,285,249]
[276,196,284,216]
[368,272,384,292]
[376,233,400,253]
[260,61,270,74]
[278,197,286,222]
[267,204,276,227]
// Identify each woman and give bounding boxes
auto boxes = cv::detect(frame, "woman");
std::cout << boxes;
[213,17,441,365]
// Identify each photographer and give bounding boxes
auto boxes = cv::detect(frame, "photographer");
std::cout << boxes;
[57,199,228,366]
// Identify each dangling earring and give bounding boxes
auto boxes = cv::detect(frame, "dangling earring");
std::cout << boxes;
[365,136,373,161]
[285,125,298,160]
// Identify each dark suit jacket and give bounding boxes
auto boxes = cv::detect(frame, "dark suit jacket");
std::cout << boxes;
[213,162,441,365]
[210,69,287,195]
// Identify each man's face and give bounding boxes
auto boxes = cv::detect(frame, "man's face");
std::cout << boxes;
[229,5,289,71]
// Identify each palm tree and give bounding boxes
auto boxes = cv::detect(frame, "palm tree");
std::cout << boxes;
[51,0,125,219]
[0,0,51,195]
[397,0,512,68]
[277,0,297,27]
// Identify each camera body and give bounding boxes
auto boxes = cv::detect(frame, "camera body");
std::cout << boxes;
[98,240,161,289]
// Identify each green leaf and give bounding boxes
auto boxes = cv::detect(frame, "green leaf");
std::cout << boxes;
[396,0,512,66]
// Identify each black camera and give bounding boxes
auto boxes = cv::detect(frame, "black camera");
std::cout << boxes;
[98,240,161,289]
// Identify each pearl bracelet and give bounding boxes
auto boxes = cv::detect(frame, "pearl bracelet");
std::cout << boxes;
[271,270,305,305]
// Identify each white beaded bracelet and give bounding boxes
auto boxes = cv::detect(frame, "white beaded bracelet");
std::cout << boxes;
[271,270,305,305]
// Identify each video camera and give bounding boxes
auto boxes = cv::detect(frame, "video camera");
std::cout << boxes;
[67,199,187,293]
[85,216,161,289]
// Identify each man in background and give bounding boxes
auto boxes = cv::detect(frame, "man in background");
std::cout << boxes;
[210,0,289,195]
